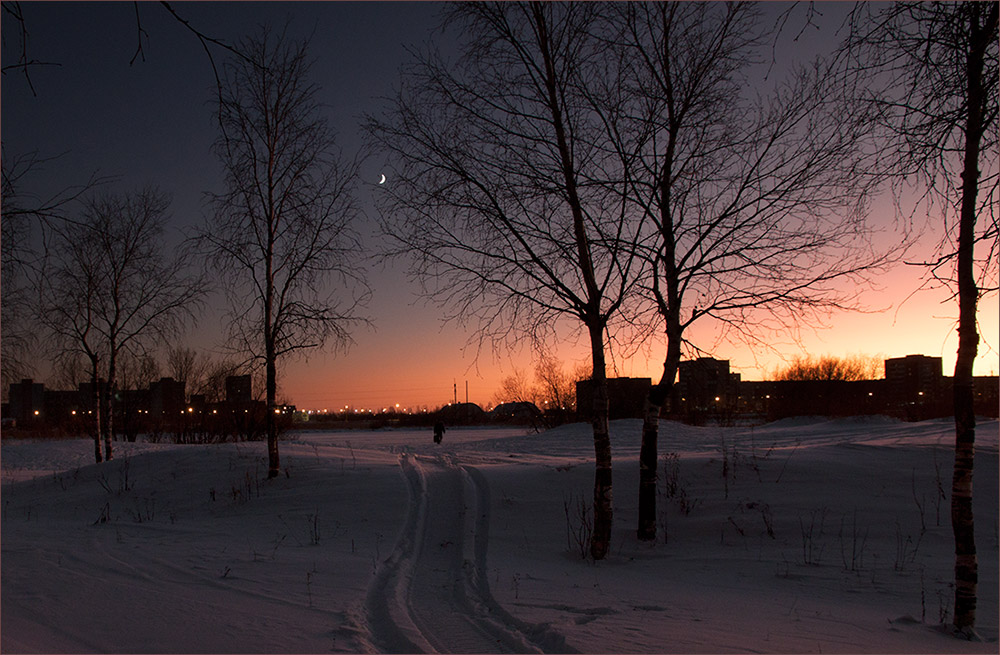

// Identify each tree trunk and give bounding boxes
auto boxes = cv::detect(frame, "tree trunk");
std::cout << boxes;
[950,3,992,633]
[102,352,116,461]
[90,357,102,464]
[637,383,665,541]
[637,331,681,541]
[265,337,279,479]
[264,265,279,477]
[587,320,613,560]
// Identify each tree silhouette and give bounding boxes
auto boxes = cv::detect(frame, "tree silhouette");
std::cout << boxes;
[367,2,646,559]
[843,1,998,636]
[199,27,369,478]
[592,3,893,541]
[40,187,205,461]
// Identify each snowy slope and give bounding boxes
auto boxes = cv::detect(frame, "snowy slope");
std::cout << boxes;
[1,418,997,653]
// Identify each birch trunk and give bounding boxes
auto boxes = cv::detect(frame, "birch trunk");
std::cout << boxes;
[102,351,116,461]
[90,357,102,464]
[588,321,613,560]
[950,3,991,632]
[265,258,280,478]
[637,333,680,541]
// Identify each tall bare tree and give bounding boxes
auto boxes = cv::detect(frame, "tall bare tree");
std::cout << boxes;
[592,2,893,542]
[39,219,107,460]
[367,2,645,559]
[843,1,998,636]
[40,187,205,461]
[200,27,368,478]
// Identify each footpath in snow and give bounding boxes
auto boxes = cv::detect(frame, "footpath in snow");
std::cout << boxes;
[365,452,574,653]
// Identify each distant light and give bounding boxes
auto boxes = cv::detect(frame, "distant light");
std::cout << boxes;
[715,397,721,402]
[33,410,39,416]
[212,409,217,414]
[188,407,194,413]
[868,392,873,397]
[71,410,77,416]
[275,408,281,414]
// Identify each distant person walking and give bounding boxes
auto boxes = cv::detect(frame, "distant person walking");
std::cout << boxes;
[433,421,446,444]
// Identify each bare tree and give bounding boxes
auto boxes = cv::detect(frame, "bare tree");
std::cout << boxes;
[534,356,577,410]
[165,344,211,397]
[591,3,894,542]
[492,371,536,409]
[39,223,107,460]
[39,187,205,461]
[493,354,581,428]
[49,351,88,392]
[196,356,242,405]
[843,1,998,636]
[367,2,648,559]
[199,27,368,478]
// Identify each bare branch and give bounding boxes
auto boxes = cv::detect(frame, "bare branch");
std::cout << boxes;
[195,27,369,477]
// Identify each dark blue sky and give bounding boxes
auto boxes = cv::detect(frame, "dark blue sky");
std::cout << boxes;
[10,2,986,409]
[2,2,450,236]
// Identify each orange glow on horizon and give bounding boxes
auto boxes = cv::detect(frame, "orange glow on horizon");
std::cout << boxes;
[281,261,998,410]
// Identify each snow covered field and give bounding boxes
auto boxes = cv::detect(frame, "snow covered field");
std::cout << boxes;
[1,417,997,653]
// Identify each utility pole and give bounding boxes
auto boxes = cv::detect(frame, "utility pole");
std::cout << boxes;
[465,380,469,404]
[453,380,457,405]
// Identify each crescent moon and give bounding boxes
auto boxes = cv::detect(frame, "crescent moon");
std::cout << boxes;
[378,173,386,185]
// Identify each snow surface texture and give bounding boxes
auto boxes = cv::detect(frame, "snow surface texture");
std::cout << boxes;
[1,417,997,653]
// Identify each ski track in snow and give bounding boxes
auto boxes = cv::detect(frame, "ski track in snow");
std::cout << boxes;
[364,452,575,654]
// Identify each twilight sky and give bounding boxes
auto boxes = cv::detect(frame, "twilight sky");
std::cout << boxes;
[3,2,997,411]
